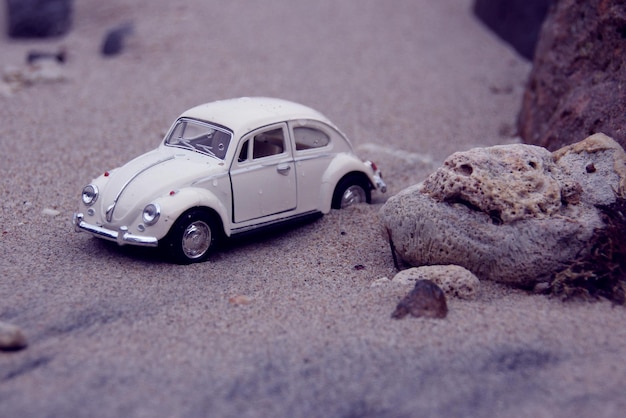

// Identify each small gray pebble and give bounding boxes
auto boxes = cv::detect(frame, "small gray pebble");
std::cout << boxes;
[101,22,134,56]
[0,321,28,351]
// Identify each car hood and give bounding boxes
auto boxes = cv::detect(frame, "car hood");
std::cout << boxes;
[96,148,227,224]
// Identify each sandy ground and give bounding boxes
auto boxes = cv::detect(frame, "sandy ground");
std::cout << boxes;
[1,1,626,417]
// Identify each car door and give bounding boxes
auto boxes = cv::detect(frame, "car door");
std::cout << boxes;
[230,123,297,223]
[289,121,337,212]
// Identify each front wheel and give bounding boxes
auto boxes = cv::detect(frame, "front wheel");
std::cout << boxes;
[163,209,220,264]
[332,175,371,209]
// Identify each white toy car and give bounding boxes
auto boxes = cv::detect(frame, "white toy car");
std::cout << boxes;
[73,97,387,263]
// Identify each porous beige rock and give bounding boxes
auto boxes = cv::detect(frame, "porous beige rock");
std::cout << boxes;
[381,134,626,286]
[553,134,626,205]
[392,265,480,300]
[421,143,563,223]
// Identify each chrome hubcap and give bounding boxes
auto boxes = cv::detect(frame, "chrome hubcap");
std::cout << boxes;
[181,221,211,259]
[341,185,366,208]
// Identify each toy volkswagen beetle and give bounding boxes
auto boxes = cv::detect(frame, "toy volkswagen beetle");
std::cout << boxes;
[73,97,387,263]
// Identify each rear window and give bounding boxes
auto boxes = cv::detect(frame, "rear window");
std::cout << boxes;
[294,127,330,151]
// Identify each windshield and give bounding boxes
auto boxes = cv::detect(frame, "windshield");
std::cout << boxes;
[164,118,232,160]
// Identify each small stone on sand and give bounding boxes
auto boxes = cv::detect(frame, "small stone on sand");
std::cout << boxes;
[392,279,448,319]
[0,321,28,351]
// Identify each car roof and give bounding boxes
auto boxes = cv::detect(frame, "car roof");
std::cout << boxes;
[179,97,336,136]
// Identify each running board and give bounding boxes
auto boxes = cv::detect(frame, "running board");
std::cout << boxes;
[230,210,323,236]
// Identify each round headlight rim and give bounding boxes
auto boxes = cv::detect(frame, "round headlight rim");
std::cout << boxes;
[81,184,99,206]
[142,203,161,226]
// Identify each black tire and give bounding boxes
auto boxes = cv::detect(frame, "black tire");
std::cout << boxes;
[163,209,220,264]
[331,174,371,209]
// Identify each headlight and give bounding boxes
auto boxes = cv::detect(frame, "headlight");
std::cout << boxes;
[81,185,98,206]
[142,203,161,226]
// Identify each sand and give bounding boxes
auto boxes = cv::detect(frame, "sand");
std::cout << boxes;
[1,1,625,417]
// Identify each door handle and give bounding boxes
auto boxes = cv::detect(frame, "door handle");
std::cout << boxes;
[276,164,291,175]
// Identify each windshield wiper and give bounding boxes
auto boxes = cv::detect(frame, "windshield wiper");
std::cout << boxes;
[195,143,217,158]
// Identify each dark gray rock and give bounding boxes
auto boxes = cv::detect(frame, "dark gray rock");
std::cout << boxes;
[391,279,448,319]
[473,0,553,60]
[518,0,626,151]
[6,0,73,38]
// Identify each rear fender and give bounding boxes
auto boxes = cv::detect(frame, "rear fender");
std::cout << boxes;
[319,154,374,212]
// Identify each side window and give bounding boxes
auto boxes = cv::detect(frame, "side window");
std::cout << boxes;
[238,139,250,162]
[252,127,285,159]
[294,127,330,151]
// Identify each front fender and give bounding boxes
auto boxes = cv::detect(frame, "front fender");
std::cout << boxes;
[153,187,231,237]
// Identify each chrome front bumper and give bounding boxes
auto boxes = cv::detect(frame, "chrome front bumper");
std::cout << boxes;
[73,213,159,247]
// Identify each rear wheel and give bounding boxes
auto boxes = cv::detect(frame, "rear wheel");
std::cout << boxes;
[332,175,371,209]
[164,209,220,264]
